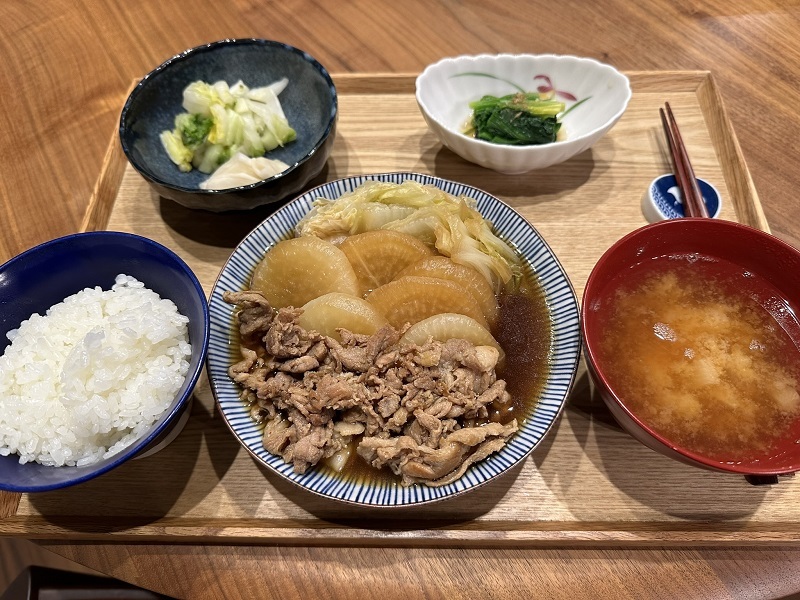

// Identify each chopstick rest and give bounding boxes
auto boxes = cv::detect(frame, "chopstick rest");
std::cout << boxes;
[642,173,722,222]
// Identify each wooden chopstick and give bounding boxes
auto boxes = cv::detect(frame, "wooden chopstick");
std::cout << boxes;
[659,102,709,218]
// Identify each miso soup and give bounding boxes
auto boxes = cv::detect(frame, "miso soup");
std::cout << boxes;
[595,254,800,462]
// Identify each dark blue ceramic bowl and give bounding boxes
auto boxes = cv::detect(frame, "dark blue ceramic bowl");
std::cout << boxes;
[120,39,338,212]
[0,231,210,492]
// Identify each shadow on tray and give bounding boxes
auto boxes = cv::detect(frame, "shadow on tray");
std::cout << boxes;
[28,383,239,533]
[156,166,332,248]
[423,143,602,209]
[546,371,774,521]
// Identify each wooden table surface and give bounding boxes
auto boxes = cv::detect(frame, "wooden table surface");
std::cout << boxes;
[2,1,800,598]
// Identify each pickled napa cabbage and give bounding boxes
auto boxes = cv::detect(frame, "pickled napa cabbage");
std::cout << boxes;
[160,79,296,174]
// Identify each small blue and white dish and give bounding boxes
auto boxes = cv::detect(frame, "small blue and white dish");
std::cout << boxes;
[642,173,722,222]
[120,39,338,212]
[206,172,582,507]
[0,231,210,492]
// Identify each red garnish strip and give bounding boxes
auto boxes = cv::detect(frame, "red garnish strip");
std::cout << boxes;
[534,74,577,100]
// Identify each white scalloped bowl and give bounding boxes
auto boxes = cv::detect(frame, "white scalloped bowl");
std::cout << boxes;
[415,54,631,174]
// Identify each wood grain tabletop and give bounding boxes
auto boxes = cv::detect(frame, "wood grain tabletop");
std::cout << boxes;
[2,0,800,598]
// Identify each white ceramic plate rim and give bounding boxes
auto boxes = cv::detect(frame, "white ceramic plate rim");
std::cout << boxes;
[206,172,581,507]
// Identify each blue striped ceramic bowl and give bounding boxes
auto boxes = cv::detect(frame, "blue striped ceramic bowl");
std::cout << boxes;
[206,172,581,506]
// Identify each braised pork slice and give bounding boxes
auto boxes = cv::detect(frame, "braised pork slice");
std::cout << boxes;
[223,290,516,485]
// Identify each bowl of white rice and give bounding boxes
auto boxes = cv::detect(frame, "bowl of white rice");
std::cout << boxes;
[0,231,209,492]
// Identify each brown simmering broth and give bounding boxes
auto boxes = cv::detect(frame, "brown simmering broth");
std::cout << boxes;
[491,279,553,423]
[595,255,800,462]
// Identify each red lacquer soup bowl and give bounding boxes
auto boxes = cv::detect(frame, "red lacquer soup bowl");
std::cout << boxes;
[581,218,800,477]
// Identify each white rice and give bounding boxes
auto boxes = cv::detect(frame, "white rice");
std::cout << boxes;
[0,274,192,467]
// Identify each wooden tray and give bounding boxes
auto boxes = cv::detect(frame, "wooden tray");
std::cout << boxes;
[4,72,796,547]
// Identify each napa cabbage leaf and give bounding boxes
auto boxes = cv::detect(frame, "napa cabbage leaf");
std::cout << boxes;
[160,79,296,175]
[296,180,522,292]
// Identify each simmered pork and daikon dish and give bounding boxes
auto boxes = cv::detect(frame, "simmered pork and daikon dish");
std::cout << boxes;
[224,180,552,487]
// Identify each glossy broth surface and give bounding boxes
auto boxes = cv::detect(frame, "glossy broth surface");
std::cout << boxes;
[596,254,800,462]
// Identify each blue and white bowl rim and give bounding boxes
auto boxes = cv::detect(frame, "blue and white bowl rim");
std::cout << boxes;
[206,172,581,507]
